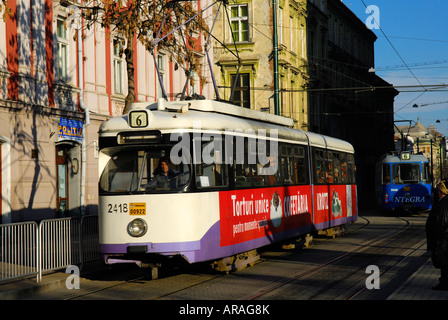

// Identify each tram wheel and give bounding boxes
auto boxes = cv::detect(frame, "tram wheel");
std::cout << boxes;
[211,249,259,273]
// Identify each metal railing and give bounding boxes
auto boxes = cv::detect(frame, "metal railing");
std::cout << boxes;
[0,215,100,283]
[38,218,81,282]
[1,221,38,282]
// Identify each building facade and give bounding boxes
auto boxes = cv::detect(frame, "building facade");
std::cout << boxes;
[0,0,213,223]
[212,0,309,130]
[307,0,398,206]
[212,0,398,206]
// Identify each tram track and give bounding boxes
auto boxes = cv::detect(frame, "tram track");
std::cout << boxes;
[246,214,427,300]
[34,213,429,300]
[50,216,373,300]
[152,214,426,300]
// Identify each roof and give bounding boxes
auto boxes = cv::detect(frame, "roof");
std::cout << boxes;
[395,120,429,137]
[99,99,354,154]
[380,152,429,164]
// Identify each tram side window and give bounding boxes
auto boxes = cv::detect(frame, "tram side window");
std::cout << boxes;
[195,136,229,188]
[253,138,270,187]
[277,144,308,185]
[313,149,326,184]
[281,145,295,185]
[346,154,356,184]
[334,152,341,183]
[326,151,341,184]
[294,146,308,184]
[422,162,430,184]
[339,153,348,184]
[382,163,391,184]
[256,139,279,186]
[230,136,278,188]
[234,137,254,188]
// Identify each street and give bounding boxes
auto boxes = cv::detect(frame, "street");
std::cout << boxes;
[24,209,433,301]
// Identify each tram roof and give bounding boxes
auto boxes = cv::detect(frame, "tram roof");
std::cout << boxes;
[382,153,429,163]
[99,99,354,153]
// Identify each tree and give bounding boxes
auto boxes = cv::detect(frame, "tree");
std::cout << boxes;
[67,0,210,114]
[0,1,12,20]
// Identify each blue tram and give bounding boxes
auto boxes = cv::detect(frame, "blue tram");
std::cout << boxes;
[375,151,432,212]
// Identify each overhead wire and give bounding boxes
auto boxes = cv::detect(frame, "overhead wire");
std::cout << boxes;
[360,0,425,89]
[359,0,437,119]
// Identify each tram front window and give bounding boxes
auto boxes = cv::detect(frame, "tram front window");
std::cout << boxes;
[392,163,420,184]
[100,149,190,193]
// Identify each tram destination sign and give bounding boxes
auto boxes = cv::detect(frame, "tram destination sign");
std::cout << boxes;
[129,110,148,128]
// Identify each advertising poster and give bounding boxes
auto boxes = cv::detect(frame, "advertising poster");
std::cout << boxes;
[219,186,312,247]
[219,184,357,247]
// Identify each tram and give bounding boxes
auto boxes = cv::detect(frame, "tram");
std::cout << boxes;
[375,151,432,212]
[98,99,357,271]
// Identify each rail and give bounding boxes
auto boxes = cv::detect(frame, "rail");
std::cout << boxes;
[0,216,100,283]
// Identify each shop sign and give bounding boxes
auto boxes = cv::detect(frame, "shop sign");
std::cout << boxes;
[58,118,83,142]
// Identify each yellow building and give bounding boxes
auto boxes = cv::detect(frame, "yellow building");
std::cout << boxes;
[277,0,309,130]
[212,0,308,130]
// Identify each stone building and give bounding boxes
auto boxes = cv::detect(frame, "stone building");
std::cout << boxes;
[212,0,309,130]
[307,0,398,206]
[212,0,399,206]
[395,120,447,185]
[0,0,213,223]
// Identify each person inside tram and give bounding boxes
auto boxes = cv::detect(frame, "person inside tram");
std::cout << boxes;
[326,164,334,183]
[154,157,179,189]
[333,168,340,183]
[315,165,325,184]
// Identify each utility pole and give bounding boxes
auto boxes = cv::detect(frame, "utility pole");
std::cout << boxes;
[272,0,280,115]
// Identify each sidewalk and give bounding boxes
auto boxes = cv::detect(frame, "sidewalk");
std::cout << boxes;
[1,256,448,300]
[0,271,68,300]
[0,261,105,300]
[388,256,448,300]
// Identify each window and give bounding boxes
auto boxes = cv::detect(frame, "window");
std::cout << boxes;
[100,148,191,193]
[157,54,166,99]
[294,146,308,184]
[327,151,339,183]
[313,149,326,184]
[290,16,294,52]
[113,39,124,94]
[392,163,421,185]
[195,135,229,189]
[230,73,250,108]
[346,154,356,184]
[56,18,68,81]
[382,163,391,185]
[300,24,305,58]
[229,4,249,42]
[422,163,430,184]
[189,71,197,96]
[231,137,251,188]
[278,145,309,185]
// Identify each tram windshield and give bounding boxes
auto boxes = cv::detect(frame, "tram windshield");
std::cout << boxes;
[100,148,190,193]
[392,163,421,184]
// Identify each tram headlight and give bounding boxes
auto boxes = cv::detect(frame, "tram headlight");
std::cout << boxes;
[127,218,147,237]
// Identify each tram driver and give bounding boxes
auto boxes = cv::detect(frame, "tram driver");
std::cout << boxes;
[154,157,179,189]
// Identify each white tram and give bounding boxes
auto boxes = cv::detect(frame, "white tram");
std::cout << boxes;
[98,99,357,271]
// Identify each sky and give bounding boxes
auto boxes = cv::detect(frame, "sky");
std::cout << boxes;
[342,0,448,136]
